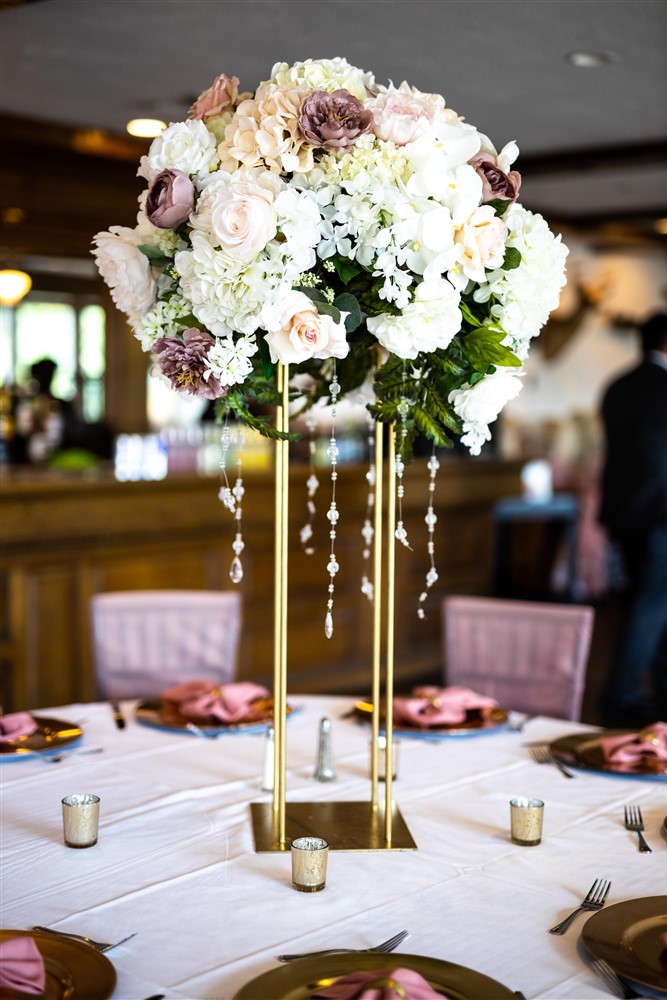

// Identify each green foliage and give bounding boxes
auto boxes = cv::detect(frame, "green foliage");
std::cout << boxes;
[334,292,362,333]
[486,198,510,217]
[502,246,522,270]
[330,255,364,285]
[256,331,275,381]
[463,327,521,370]
[137,245,170,268]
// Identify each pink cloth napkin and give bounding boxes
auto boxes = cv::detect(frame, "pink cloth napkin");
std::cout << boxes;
[599,721,667,765]
[161,680,270,723]
[0,712,38,743]
[393,686,498,728]
[311,967,445,1000]
[0,936,46,995]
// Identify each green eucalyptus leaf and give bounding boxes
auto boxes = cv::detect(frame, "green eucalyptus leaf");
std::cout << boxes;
[331,256,363,285]
[334,292,362,332]
[502,246,522,271]
[486,198,511,217]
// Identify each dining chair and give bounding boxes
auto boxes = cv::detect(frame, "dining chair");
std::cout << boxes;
[441,595,595,721]
[91,590,243,699]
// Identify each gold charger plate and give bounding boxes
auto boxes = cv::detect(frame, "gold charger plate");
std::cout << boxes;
[353,700,509,738]
[581,896,667,996]
[232,951,515,999]
[0,717,83,758]
[550,731,667,780]
[135,697,293,734]
[0,929,116,999]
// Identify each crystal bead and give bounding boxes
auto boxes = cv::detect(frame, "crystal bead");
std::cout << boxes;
[366,468,376,486]
[362,521,374,545]
[425,509,438,529]
[419,592,428,602]
[426,568,439,586]
[427,455,440,474]
[324,611,334,638]
[307,474,319,494]
[327,557,339,575]
[229,556,243,584]
[329,381,340,397]
[362,549,370,559]
[233,481,245,501]
[307,500,316,515]
[327,442,339,461]
[327,505,339,524]
[395,458,405,477]
[397,485,404,498]
[395,522,408,543]
[300,524,313,544]
[417,608,426,619]
[232,534,245,554]
[397,399,409,418]
[218,487,236,511]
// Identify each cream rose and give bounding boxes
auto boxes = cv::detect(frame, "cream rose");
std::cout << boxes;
[92,226,156,320]
[193,174,277,262]
[455,205,508,283]
[262,291,349,365]
[369,82,443,146]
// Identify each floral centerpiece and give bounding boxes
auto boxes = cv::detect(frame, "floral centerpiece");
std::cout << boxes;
[93,56,567,459]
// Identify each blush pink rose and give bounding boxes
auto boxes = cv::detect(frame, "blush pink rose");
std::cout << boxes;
[209,180,277,262]
[188,74,242,121]
[369,84,441,146]
[263,291,349,365]
[145,169,195,229]
[455,205,508,282]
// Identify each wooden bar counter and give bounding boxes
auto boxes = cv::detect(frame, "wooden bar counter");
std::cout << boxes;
[1,457,522,710]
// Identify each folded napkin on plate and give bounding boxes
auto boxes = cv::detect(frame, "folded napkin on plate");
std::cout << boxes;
[599,721,667,765]
[311,967,445,1000]
[0,712,38,743]
[161,680,270,724]
[393,686,498,728]
[0,936,46,995]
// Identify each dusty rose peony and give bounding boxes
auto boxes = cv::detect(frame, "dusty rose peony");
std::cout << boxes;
[470,153,521,204]
[153,329,225,399]
[188,74,242,121]
[298,89,373,151]
[145,169,195,229]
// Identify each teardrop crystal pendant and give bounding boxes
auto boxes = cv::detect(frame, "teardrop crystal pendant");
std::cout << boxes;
[229,555,244,584]
[324,610,334,639]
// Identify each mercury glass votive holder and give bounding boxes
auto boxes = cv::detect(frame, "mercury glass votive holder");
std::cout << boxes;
[62,793,100,848]
[510,797,544,846]
[290,836,329,892]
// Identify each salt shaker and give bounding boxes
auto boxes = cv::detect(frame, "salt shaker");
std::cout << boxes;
[313,717,336,782]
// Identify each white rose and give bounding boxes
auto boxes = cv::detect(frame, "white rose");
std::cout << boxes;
[92,226,156,321]
[367,278,461,360]
[449,368,524,426]
[455,205,508,283]
[262,290,349,365]
[193,174,277,262]
[141,120,218,182]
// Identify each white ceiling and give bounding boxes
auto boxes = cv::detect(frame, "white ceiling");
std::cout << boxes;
[1,0,667,225]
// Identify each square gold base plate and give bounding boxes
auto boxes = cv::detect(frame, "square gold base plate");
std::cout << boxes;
[250,800,417,852]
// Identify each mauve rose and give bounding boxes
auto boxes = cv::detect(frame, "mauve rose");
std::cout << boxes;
[470,153,521,205]
[153,329,225,400]
[298,88,373,151]
[145,169,195,229]
[188,73,241,121]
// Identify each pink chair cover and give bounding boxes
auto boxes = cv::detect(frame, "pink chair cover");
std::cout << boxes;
[91,590,243,699]
[442,596,594,721]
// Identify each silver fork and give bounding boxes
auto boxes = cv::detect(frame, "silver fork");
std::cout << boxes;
[278,929,408,962]
[624,805,652,853]
[42,748,105,764]
[549,878,611,935]
[529,744,575,779]
[591,958,639,999]
[31,927,136,953]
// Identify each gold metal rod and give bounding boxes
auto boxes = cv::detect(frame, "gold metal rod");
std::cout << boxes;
[371,419,384,809]
[384,423,397,843]
[272,365,284,823]
[278,365,290,845]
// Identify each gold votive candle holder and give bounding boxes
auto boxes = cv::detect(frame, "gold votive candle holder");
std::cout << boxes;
[62,794,100,848]
[290,836,329,892]
[510,797,544,846]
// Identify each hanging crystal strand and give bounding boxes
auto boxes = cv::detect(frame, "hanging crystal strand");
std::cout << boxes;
[324,364,340,639]
[300,407,319,556]
[229,426,245,584]
[360,413,375,602]
[395,362,412,550]
[418,444,440,620]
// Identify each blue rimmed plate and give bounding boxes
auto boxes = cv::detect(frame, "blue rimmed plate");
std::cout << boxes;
[352,701,509,739]
[135,697,297,736]
[0,717,83,760]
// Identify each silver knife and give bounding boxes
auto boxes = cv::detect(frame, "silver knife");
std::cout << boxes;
[110,701,126,729]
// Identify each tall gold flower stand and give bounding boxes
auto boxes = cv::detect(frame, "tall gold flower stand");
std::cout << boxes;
[251,364,417,852]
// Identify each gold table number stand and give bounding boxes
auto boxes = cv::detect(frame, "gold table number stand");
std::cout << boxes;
[251,364,417,852]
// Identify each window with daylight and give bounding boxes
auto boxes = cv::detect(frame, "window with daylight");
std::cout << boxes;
[0,292,106,422]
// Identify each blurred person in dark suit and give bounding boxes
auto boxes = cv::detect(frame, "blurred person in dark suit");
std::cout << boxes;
[599,313,667,725]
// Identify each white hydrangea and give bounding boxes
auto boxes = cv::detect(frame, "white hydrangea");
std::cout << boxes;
[138,119,219,184]
[473,204,568,357]
[132,295,192,351]
[367,278,461,359]
[269,57,374,102]
[206,335,258,387]
[449,368,524,455]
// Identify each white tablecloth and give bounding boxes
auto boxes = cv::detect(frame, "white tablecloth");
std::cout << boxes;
[1,695,666,1000]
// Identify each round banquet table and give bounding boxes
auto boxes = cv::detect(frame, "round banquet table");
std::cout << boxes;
[1,695,665,999]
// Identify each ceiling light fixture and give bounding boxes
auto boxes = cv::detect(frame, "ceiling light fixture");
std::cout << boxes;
[0,269,32,307]
[565,51,618,68]
[126,118,167,138]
